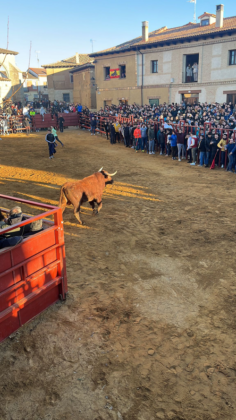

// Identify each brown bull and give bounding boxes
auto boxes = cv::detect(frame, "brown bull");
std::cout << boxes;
[58,168,117,224]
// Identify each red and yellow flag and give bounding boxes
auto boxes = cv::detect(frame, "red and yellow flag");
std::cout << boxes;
[110,69,120,79]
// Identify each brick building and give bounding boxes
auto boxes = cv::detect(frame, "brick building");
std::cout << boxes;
[70,63,96,109]
[91,4,236,108]
[42,53,92,103]
[0,48,24,104]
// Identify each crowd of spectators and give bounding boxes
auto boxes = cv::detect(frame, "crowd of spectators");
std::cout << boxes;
[0,99,85,135]
[85,101,236,170]
[1,98,236,170]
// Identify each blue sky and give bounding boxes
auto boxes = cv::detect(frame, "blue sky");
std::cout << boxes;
[0,0,234,70]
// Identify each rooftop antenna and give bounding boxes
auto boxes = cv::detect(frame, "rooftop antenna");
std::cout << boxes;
[35,50,40,67]
[90,39,96,53]
[7,16,9,49]
[187,0,197,23]
[29,41,32,69]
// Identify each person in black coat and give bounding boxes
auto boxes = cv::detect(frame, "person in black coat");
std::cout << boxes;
[104,120,109,139]
[91,117,96,135]
[124,125,130,147]
[110,123,116,144]
[209,133,219,166]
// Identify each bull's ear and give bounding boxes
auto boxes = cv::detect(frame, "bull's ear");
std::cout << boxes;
[101,170,108,178]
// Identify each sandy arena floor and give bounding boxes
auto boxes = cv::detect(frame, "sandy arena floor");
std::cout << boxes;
[0,129,236,420]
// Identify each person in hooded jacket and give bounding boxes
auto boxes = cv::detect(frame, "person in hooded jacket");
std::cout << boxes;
[124,124,130,147]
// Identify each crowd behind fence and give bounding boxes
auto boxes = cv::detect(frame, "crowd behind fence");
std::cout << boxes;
[77,113,236,169]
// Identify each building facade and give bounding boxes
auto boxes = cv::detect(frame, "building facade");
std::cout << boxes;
[91,5,236,108]
[0,48,24,104]
[70,63,96,109]
[23,68,48,102]
[42,53,92,103]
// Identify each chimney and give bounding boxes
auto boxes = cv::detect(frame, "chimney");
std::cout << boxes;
[216,4,224,28]
[75,52,79,64]
[142,21,149,42]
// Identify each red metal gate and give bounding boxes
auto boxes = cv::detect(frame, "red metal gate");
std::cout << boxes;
[0,195,68,343]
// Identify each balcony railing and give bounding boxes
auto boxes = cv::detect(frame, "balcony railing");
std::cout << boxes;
[182,71,198,83]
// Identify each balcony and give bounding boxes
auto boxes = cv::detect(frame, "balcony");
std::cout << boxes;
[182,54,199,83]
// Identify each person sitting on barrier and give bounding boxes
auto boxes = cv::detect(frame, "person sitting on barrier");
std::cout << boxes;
[1,206,30,237]
[40,106,46,121]
[0,210,7,228]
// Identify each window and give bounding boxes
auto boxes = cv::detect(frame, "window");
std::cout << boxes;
[182,54,199,83]
[149,99,159,106]
[119,65,126,78]
[229,50,236,66]
[151,60,158,73]
[104,67,110,80]
[63,93,70,102]
[70,74,73,83]
[201,19,209,26]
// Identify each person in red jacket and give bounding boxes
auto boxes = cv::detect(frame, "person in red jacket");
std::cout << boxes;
[134,125,142,152]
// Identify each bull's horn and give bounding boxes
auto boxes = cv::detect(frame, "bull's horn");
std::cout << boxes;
[98,167,103,172]
[106,171,117,177]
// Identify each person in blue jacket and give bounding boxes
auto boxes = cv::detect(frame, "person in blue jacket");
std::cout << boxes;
[226,135,236,172]
[170,131,177,160]
[77,104,82,113]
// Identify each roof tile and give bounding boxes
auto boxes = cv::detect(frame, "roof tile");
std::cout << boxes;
[91,16,236,56]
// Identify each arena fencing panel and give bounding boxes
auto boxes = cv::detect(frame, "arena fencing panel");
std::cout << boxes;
[0,195,68,343]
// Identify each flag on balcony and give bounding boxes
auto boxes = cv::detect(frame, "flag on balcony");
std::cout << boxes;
[110,69,120,79]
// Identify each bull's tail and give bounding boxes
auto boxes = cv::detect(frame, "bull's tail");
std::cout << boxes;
[58,186,68,210]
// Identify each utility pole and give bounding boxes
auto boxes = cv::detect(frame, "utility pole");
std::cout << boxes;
[7,17,9,49]
[28,41,32,69]
[35,50,40,67]
[90,39,96,53]
[188,0,197,23]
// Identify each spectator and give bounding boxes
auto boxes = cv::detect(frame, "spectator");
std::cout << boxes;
[170,130,177,160]
[91,117,96,135]
[148,124,155,155]
[217,133,227,168]
[226,137,236,172]
[134,125,142,152]
[141,124,148,153]
[198,134,207,167]
[176,129,185,161]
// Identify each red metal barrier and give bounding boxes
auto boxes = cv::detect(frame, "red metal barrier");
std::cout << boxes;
[31,113,79,131]
[0,195,68,343]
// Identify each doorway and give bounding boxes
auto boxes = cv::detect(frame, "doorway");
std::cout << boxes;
[182,93,199,105]
[119,99,128,105]
[227,94,236,106]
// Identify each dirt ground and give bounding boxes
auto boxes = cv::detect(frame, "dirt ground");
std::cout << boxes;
[0,128,236,420]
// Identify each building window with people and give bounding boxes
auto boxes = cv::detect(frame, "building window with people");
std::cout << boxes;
[119,65,126,78]
[104,67,110,80]
[183,54,199,83]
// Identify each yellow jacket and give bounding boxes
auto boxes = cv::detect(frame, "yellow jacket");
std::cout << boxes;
[114,123,121,133]
[217,139,227,151]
